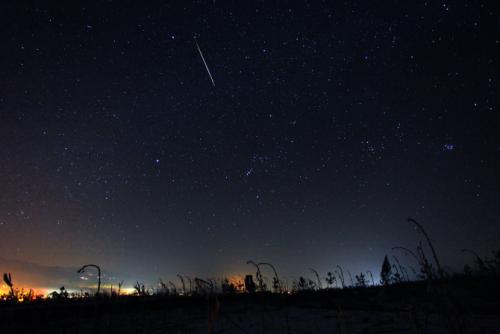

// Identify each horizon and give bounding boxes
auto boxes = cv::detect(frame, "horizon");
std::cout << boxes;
[0,236,487,296]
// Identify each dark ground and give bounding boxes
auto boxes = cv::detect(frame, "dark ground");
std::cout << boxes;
[1,275,499,333]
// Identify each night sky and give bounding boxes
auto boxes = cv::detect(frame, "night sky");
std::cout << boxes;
[0,1,498,287]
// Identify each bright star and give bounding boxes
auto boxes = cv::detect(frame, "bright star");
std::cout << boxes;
[443,144,454,151]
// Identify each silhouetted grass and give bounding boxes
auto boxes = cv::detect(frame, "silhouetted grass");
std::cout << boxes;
[1,218,500,333]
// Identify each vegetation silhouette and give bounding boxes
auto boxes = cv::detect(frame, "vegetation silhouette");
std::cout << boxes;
[3,272,14,299]
[258,262,281,292]
[77,264,101,295]
[1,219,500,333]
[309,268,322,290]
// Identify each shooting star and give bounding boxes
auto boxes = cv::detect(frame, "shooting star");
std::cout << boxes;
[194,37,215,87]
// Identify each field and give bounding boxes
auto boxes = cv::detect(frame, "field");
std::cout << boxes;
[1,275,499,334]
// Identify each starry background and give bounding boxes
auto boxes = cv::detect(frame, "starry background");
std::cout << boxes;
[0,1,498,285]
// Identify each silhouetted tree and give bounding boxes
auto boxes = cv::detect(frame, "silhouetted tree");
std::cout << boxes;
[380,255,392,285]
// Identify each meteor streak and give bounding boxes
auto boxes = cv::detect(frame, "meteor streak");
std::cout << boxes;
[194,37,215,87]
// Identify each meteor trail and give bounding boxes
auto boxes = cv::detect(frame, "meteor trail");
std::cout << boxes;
[194,37,215,87]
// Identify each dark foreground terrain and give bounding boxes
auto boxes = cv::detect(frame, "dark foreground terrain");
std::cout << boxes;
[1,275,499,334]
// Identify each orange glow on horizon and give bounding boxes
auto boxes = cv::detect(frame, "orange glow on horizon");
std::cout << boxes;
[1,283,60,298]
[225,275,245,292]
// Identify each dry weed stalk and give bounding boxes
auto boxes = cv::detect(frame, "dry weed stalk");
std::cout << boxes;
[77,264,101,295]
